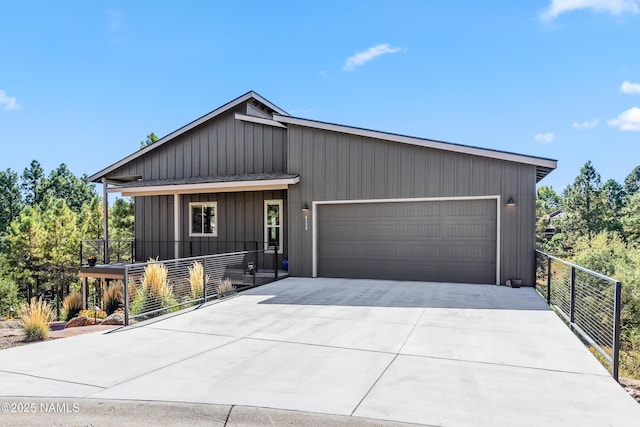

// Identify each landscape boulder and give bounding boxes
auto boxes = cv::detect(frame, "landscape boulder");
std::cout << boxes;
[102,309,125,325]
[64,316,101,328]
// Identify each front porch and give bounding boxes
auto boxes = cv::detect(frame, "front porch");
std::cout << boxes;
[78,248,289,319]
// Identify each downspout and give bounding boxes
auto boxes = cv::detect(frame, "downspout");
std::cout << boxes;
[102,178,110,264]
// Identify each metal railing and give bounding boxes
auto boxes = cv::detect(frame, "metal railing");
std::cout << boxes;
[80,239,259,265]
[120,248,281,325]
[535,250,622,381]
[81,239,135,265]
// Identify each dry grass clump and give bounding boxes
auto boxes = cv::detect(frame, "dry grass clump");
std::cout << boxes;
[216,277,235,295]
[63,291,83,321]
[131,258,178,315]
[127,276,137,301]
[188,261,210,300]
[19,298,54,341]
[141,258,171,299]
[103,282,124,315]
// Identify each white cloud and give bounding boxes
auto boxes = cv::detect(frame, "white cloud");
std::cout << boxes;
[572,119,599,128]
[621,81,640,94]
[541,0,639,21]
[608,107,640,130]
[343,44,403,72]
[534,132,556,143]
[0,90,22,111]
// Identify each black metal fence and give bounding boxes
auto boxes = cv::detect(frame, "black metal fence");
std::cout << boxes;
[535,250,622,381]
[120,248,282,324]
[80,239,260,265]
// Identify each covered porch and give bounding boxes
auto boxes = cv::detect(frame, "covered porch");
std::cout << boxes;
[92,172,299,263]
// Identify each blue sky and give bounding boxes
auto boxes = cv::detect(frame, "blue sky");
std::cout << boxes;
[1,0,639,193]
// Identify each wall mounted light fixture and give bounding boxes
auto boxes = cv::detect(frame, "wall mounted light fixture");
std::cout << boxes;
[302,203,310,231]
[506,196,516,206]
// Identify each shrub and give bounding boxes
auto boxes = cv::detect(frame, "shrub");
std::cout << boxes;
[131,259,178,316]
[216,277,235,295]
[62,291,83,321]
[103,282,124,315]
[0,278,19,318]
[127,276,137,302]
[19,298,54,341]
[188,261,210,300]
[78,308,107,319]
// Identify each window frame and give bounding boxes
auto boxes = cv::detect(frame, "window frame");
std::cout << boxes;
[264,199,283,254]
[189,201,218,237]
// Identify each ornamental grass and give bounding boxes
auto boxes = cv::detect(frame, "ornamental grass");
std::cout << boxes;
[131,258,178,315]
[188,261,210,300]
[62,291,83,321]
[19,298,54,341]
[216,277,235,295]
[103,282,124,315]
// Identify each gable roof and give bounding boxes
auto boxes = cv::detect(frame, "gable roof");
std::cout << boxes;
[273,115,557,182]
[88,90,287,182]
[89,91,557,183]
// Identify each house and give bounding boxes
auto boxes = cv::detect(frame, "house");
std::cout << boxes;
[88,91,557,286]
[543,210,565,239]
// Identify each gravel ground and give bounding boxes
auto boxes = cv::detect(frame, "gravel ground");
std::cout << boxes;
[0,334,30,350]
[0,319,29,350]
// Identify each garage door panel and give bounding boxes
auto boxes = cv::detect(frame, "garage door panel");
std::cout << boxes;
[317,200,497,284]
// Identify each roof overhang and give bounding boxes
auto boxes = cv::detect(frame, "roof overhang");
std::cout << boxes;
[106,174,300,197]
[273,115,558,182]
[88,91,289,183]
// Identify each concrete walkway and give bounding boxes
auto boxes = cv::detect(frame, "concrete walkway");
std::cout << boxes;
[1,278,638,426]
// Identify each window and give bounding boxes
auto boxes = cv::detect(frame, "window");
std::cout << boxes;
[264,200,283,253]
[189,202,217,236]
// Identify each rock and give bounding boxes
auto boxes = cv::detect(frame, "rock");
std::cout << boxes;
[102,309,125,325]
[0,319,24,329]
[65,316,102,328]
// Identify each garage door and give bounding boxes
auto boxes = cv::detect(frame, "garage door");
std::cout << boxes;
[316,199,497,284]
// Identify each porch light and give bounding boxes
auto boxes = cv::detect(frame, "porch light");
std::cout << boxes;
[302,203,310,231]
[506,196,516,206]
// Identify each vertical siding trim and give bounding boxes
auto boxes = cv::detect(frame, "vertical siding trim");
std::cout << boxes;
[174,193,180,258]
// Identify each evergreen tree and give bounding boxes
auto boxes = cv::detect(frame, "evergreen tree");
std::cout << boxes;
[111,198,134,239]
[21,160,47,206]
[40,198,80,317]
[536,186,561,214]
[3,206,45,300]
[140,132,158,149]
[624,165,640,196]
[561,161,605,243]
[0,168,23,235]
[46,164,97,214]
[601,179,625,233]
[622,193,640,245]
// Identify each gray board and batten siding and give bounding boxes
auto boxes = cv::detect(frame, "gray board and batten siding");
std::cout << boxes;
[285,123,536,285]
[133,190,286,263]
[91,91,555,286]
[103,101,289,263]
[104,102,287,181]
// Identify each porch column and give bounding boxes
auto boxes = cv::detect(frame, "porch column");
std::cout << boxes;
[174,193,180,259]
[82,277,88,310]
[102,178,110,264]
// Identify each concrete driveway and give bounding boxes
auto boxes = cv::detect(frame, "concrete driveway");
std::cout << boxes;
[1,278,639,426]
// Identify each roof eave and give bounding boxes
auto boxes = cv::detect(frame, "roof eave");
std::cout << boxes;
[88,90,289,182]
[273,115,558,173]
